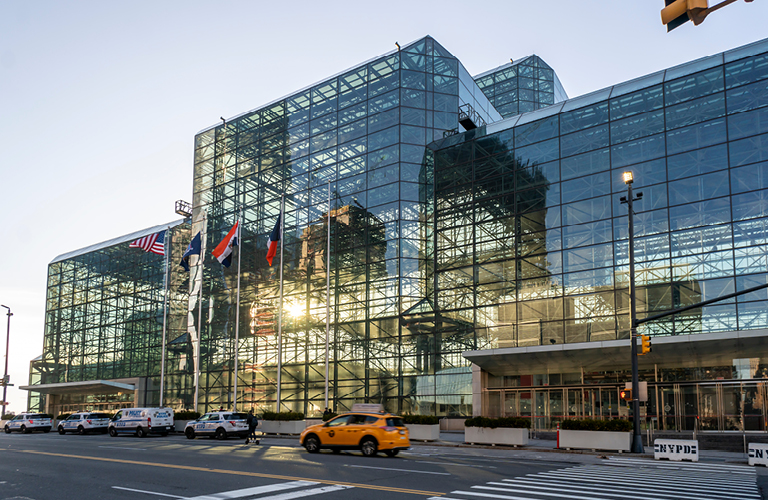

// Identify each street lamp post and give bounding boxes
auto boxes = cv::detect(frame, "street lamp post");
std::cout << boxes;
[621,172,644,454]
[0,305,11,418]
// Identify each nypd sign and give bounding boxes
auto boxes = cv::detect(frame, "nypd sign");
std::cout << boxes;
[654,439,699,462]
[748,443,768,466]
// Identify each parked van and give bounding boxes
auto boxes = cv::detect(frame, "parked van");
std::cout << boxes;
[108,408,174,437]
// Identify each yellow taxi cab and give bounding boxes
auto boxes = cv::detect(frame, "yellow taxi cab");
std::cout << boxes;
[300,404,409,457]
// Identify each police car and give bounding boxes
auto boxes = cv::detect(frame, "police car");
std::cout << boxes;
[57,412,111,435]
[184,411,249,440]
[108,407,174,437]
[4,413,53,434]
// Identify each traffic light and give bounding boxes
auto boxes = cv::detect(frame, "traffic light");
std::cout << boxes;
[620,388,632,402]
[661,0,708,32]
[640,335,652,355]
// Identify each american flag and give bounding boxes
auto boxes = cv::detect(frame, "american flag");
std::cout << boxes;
[129,230,166,256]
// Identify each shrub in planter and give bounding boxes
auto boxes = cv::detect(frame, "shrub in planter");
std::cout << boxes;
[464,416,530,429]
[175,411,201,421]
[262,411,305,421]
[560,418,632,432]
[1,414,13,420]
[402,414,439,425]
[322,412,338,422]
[57,413,71,421]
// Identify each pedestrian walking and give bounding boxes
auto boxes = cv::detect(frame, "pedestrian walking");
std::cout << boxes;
[245,408,259,445]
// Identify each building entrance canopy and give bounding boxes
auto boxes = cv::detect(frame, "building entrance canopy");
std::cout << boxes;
[463,330,768,377]
[20,380,135,396]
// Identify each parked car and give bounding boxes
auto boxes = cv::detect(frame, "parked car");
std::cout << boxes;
[184,411,249,440]
[4,413,52,434]
[58,412,111,435]
[108,408,174,437]
[300,411,409,457]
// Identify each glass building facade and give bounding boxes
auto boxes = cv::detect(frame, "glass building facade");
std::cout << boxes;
[474,56,568,118]
[26,35,768,431]
[30,222,190,414]
[432,38,768,431]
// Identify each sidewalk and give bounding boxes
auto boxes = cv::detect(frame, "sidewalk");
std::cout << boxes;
[413,430,753,464]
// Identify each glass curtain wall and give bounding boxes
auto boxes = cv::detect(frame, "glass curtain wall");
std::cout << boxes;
[191,36,500,416]
[474,56,568,119]
[33,222,191,412]
[428,39,768,425]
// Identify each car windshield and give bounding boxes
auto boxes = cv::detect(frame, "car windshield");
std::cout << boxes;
[386,418,404,427]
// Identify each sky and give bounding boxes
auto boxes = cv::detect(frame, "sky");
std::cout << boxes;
[1,0,767,414]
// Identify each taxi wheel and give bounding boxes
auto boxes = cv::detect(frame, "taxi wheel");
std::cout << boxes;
[304,435,320,453]
[185,428,195,439]
[360,437,378,457]
[20,425,28,434]
[384,449,399,457]
[3,426,9,434]
[109,427,118,437]
[77,426,86,435]
[215,428,227,440]
[58,426,65,435]
[136,426,146,438]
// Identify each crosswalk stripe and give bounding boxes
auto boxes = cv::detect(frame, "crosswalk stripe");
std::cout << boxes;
[183,481,318,500]
[529,470,752,493]
[495,479,748,500]
[530,471,759,498]
[254,484,354,499]
[607,457,755,473]
[547,466,758,489]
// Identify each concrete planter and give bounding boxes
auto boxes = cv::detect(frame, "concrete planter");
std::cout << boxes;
[559,429,631,452]
[465,426,529,447]
[260,420,306,435]
[406,424,440,442]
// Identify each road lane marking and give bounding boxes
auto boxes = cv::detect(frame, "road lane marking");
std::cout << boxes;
[345,464,450,475]
[112,486,186,498]
[5,449,443,496]
[184,481,318,500]
[100,446,147,451]
[254,485,354,499]
[414,460,497,469]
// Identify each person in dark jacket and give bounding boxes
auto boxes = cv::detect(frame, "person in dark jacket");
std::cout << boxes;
[245,409,259,444]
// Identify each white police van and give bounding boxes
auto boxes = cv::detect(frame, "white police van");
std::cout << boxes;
[184,411,249,440]
[4,413,53,434]
[58,412,111,435]
[108,407,174,437]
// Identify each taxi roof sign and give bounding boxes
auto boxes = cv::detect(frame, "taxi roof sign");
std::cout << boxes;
[351,403,384,413]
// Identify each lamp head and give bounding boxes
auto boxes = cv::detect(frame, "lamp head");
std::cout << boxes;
[622,171,634,185]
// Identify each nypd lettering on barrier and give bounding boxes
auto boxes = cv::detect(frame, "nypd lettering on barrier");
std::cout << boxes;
[654,439,699,462]
[748,443,768,466]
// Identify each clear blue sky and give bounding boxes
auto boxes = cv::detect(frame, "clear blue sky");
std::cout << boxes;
[1,0,766,413]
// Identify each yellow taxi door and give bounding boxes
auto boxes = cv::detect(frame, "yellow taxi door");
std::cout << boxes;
[317,415,351,446]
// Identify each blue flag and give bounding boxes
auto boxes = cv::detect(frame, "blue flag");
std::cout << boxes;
[180,232,202,271]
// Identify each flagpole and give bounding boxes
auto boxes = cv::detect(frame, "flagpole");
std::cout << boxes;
[277,194,285,411]
[325,181,331,411]
[233,208,243,411]
[160,227,170,407]
[194,211,207,413]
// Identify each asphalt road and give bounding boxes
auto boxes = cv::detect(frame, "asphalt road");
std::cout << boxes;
[1,431,765,500]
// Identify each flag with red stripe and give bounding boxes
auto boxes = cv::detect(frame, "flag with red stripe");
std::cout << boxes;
[129,230,166,256]
[266,213,281,266]
[213,221,239,268]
